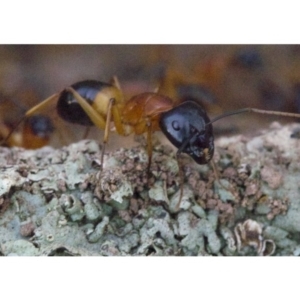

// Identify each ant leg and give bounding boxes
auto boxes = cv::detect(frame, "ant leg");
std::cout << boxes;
[110,76,122,91]
[50,113,72,145]
[25,93,59,117]
[102,98,133,168]
[153,86,160,93]
[112,102,127,136]
[146,121,153,173]
[109,77,132,136]
[100,98,114,169]
[66,87,106,129]
[175,153,184,211]
[210,159,221,181]
[173,134,198,210]
[66,87,114,170]
[210,159,235,193]
[0,122,22,147]
[0,93,59,146]
[82,127,91,139]
[67,87,131,169]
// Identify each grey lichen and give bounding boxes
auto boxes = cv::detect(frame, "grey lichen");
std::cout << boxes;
[234,219,276,256]
[1,123,300,255]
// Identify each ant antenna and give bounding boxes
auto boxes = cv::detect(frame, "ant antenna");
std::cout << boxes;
[207,107,300,126]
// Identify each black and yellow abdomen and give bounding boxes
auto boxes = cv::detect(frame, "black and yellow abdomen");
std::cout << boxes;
[57,80,122,127]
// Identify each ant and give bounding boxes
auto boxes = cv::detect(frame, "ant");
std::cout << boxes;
[0,115,54,149]
[3,77,300,208]
[0,77,174,171]
[0,92,54,149]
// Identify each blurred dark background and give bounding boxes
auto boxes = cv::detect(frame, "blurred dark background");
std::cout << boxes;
[1,45,300,148]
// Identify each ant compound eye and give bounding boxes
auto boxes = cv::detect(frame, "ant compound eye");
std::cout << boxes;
[172,120,180,131]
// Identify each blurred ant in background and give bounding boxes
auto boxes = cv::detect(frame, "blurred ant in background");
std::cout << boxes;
[157,65,223,115]
[0,115,54,149]
[0,91,54,149]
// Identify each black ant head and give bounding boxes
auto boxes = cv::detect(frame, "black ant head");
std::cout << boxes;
[160,101,214,164]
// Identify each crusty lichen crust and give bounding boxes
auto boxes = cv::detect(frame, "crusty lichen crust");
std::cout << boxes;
[1,122,300,256]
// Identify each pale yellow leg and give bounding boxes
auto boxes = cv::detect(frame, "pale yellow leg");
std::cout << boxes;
[66,87,118,170]
[66,87,106,129]
[25,93,59,117]
[103,99,114,143]
[109,76,129,136]
[100,98,115,169]
[112,103,126,135]
[110,76,121,90]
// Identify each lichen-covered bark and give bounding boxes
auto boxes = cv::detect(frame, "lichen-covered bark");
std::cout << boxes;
[1,122,300,256]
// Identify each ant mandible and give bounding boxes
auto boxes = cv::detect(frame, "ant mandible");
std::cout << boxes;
[3,77,300,178]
